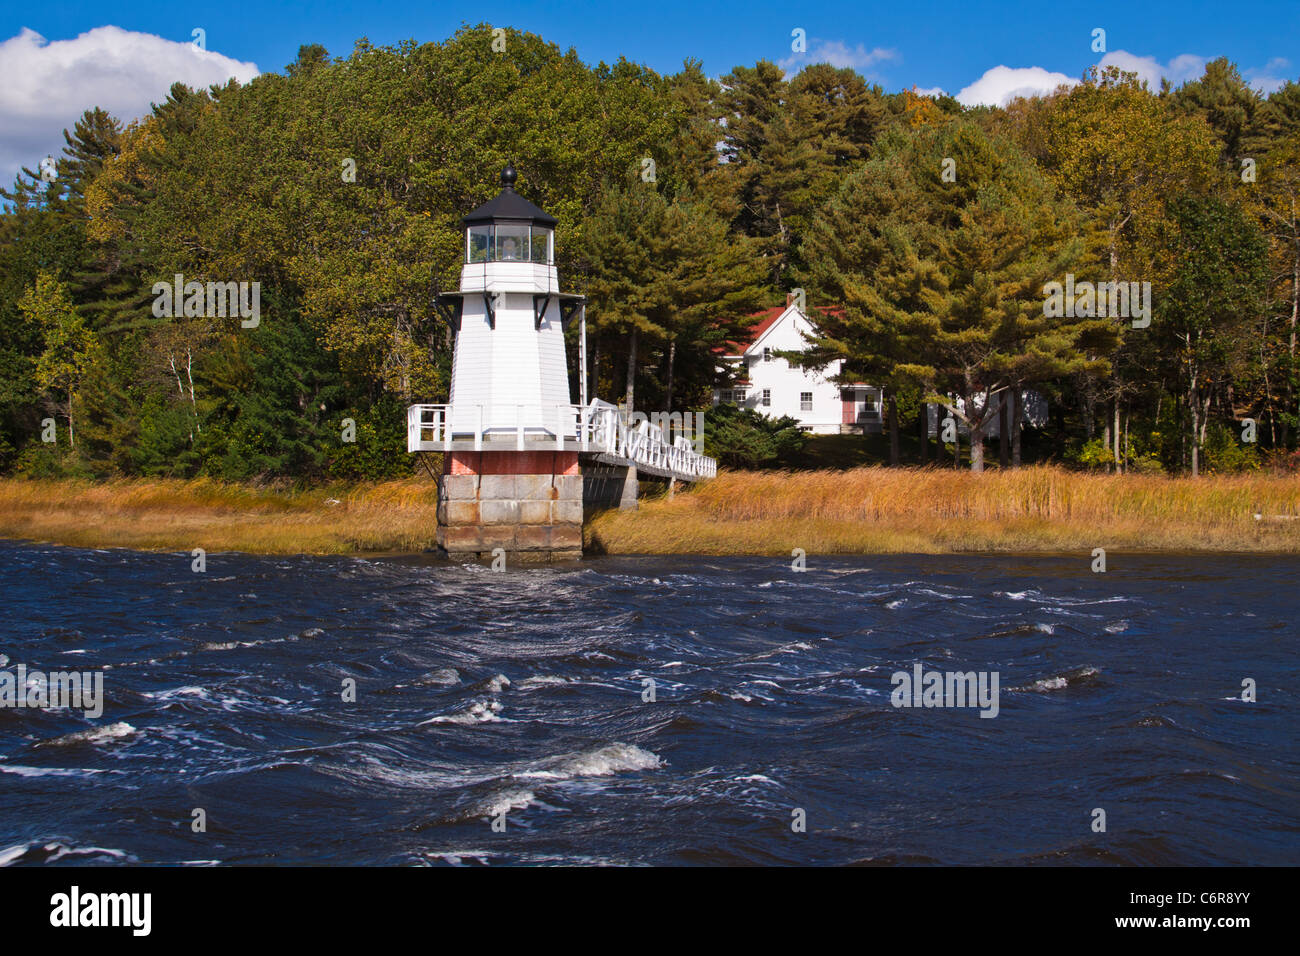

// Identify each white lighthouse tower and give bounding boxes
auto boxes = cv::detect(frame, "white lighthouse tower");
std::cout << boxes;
[448,164,580,437]
[407,166,716,560]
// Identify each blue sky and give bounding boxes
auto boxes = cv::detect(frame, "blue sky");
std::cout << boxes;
[2,0,1298,181]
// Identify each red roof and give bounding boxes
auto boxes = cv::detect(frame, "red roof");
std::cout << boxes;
[714,304,843,356]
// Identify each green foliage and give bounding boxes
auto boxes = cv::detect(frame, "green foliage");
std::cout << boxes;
[0,36,1297,484]
[1069,437,1116,470]
[578,174,767,409]
[703,403,807,469]
[1202,422,1261,473]
[328,398,415,481]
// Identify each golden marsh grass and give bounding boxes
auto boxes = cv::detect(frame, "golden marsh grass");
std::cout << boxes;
[586,466,1300,555]
[2,467,1298,556]
[0,477,441,554]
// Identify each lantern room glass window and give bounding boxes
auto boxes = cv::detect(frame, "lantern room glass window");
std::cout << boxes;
[468,226,491,263]
[494,224,529,262]
[465,224,556,264]
[530,226,552,264]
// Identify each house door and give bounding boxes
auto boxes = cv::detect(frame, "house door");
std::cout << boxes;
[841,389,858,425]
[841,388,878,424]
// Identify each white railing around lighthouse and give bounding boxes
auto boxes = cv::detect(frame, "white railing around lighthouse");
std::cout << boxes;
[406,403,717,480]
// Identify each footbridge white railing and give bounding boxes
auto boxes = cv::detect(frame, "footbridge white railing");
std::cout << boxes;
[406,402,716,480]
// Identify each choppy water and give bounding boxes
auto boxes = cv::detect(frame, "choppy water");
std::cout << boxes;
[1,541,1296,865]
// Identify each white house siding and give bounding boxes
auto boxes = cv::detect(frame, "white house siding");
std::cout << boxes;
[712,305,855,435]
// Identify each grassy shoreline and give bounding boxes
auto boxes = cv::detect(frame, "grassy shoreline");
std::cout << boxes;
[1,467,1298,556]
[588,466,1300,555]
[0,477,442,554]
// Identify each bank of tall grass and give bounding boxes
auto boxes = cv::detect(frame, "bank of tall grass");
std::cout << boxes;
[3,468,1298,556]
[587,465,1300,554]
[0,477,440,554]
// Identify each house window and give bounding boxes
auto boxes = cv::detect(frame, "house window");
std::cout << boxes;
[761,389,771,407]
[763,347,772,363]
[863,391,880,413]
[800,392,813,412]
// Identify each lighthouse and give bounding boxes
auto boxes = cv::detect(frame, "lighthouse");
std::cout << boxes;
[408,166,717,560]
[449,165,575,435]
[429,165,586,559]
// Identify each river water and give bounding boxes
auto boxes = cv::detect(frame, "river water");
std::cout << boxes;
[1,541,1296,865]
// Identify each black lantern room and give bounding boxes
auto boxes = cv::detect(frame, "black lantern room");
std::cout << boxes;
[462,165,557,265]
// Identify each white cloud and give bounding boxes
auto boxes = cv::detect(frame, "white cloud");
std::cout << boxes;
[1095,50,1206,91]
[1245,57,1291,95]
[955,65,1076,107]
[0,26,259,185]
[1094,50,1292,94]
[779,41,898,78]
[951,49,1285,108]
[911,86,946,99]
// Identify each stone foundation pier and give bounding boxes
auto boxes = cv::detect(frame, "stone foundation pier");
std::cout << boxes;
[580,462,639,513]
[437,450,584,560]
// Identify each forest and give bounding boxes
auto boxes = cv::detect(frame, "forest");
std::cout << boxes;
[2,23,1298,480]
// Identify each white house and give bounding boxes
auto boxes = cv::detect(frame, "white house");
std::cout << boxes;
[711,297,882,435]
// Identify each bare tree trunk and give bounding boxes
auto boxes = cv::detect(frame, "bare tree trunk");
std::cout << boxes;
[1011,389,1023,466]
[1113,399,1122,473]
[1122,403,1130,471]
[919,404,928,464]
[1287,240,1299,448]
[970,423,985,472]
[1081,377,1096,440]
[998,392,1009,467]
[186,348,199,442]
[624,326,638,411]
[887,393,899,466]
[664,339,676,413]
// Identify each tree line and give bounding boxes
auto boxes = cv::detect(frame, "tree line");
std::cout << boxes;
[2,24,1297,479]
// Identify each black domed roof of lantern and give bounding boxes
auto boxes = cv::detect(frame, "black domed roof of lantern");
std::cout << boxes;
[461,165,558,227]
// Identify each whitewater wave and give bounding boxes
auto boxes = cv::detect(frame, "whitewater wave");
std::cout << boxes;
[517,675,569,689]
[481,788,536,817]
[422,700,505,725]
[518,743,662,781]
[0,842,130,866]
[408,668,460,687]
[37,722,136,748]
[1016,666,1102,693]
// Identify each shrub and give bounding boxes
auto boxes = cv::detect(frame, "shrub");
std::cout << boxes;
[1202,422,1260,473]
[703,403,808,469]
